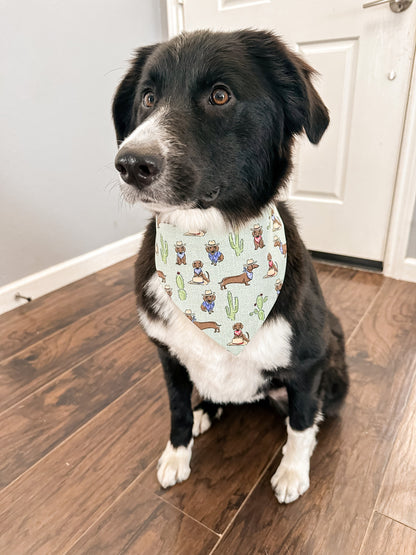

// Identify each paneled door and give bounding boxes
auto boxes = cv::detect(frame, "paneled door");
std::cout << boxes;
[180,0,416,262]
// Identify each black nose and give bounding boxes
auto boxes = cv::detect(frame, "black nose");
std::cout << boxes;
[115,148,162,188]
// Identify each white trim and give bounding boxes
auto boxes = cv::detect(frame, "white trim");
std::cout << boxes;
[384,46,416,283]
[165,0,184,38]
[0,232,143,315]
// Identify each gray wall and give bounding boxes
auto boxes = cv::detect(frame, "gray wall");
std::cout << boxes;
[0,0,166,287]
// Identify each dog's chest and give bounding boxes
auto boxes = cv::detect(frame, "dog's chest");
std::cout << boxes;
[140,274,293,404]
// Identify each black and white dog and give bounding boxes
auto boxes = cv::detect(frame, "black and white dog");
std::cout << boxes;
[112,30,349,504]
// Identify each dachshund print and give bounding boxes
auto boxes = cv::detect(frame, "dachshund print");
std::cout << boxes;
[264,252,278,278]
[200,290,216,314]
[227,322,250,346]
[205,240,224,266]
[189,260,210,285]
[185,309,221,333]
[219,259,259,290]
[252,224,265,249]
[175,240,187,265]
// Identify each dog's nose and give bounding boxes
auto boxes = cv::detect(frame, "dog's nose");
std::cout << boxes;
[115,148,162,188]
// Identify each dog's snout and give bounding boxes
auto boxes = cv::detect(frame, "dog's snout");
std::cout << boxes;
[115,148,163,188]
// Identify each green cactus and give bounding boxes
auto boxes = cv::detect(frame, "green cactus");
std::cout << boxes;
[160,234,168,263]
[225,290,239,320]
[229,231,244,256]
[176,272,187,301]
[249,294,269,320]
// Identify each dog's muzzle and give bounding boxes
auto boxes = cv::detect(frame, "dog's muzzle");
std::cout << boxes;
[115,147,164,189]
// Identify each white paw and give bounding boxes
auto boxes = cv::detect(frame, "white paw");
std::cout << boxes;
[192,407,223,437]
[192,409,212,437]
[271,460,310,504]
[157,440,193,489]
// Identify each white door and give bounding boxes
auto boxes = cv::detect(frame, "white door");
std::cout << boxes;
[179,0,416,262]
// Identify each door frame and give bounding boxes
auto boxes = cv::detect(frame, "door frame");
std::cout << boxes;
[165,0,416,282]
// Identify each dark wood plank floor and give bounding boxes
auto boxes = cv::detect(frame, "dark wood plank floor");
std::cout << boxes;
[0,258,415,554]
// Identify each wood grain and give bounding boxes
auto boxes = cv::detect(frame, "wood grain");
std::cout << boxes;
[0,257,134,361]
[320,266,384,339]
[376,366,416,528]
[67,485,218,555]
[0,293,136,413]
[360,512,416,555]
[0,327,157,489]
[214,279,416,555]
[313,261,336,285]
[0,370,168,554]
[140,400,286,533]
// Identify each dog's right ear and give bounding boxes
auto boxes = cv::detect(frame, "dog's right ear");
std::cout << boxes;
[112,44,158,145]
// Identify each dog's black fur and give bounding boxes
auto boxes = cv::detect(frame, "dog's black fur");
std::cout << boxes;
[112,29,349,496]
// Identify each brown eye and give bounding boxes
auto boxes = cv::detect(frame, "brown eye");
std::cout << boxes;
[143,91,156,108]
[210,88,230,106]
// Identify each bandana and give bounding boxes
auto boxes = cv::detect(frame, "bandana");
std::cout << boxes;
[155,205,287,355]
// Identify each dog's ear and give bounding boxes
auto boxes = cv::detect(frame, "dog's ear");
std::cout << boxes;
[240,30,329,144]
[112,44,158,145]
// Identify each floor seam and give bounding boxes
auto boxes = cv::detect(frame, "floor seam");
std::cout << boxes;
[0,363,160,496]
[209,442,285,554]
[0,318,139,419]
[0,290,134,367]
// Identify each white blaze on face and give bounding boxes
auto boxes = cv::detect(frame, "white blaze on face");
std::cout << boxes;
[117,107,175,205]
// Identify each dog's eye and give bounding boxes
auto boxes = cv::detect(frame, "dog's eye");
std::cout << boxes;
[143,91,156,108]
[210,88,230,106]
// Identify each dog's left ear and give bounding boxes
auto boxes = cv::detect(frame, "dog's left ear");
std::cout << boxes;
[290,57,330,144]
[240,30,329,145]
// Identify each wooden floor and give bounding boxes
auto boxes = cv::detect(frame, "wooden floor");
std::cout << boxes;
[1,258,415,554]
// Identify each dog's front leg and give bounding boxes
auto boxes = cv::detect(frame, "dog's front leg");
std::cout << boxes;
[157,346,194,489]
[271,384,321,504]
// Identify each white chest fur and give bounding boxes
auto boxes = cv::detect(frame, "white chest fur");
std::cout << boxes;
[140,274,293,404]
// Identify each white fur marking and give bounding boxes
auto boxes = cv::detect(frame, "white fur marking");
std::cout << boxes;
[192,409,212,437]
[271,418,319,504]
[157,439,193,488]
[139,274,293,404]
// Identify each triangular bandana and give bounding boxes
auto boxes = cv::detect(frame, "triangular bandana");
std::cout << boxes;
[155,205,287,355]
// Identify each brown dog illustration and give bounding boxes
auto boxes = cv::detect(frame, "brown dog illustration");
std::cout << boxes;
[189,260,210,285]
[201,289,216,314]
[252,224,264,249]
[205,240,224,265]
[228,322,250,346]
[275,278,283,294]
[175,240,186,265]
[185,309,220,333]
[274,236,287,256]
[271,209,282,231]
[264,252,278,278]
[157,270,166,283]
[164,284,173,297]
[219,259,259,290]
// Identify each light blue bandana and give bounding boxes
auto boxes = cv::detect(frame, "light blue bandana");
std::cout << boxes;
[155,205,287,354]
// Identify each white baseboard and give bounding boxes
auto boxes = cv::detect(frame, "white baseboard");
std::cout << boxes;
[0,232,143,316]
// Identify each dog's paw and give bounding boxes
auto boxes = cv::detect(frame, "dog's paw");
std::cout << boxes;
[271,459,310,504]
[157,440,193,489]
[192,407,223,437]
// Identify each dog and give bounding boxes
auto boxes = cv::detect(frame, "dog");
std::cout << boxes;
[228,322,250,346]
[219,259,259,289]
[185,309,221,333]
[112,29,348,504]
[175,241,186,265]
[206,240,224,266]
[189,260,210,285]
[200,290,216,314]
[252,224,265,249]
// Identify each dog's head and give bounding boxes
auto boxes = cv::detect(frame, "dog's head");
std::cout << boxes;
[192,260,203,269]
[113,30,329,221]
[233,322,244,331]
